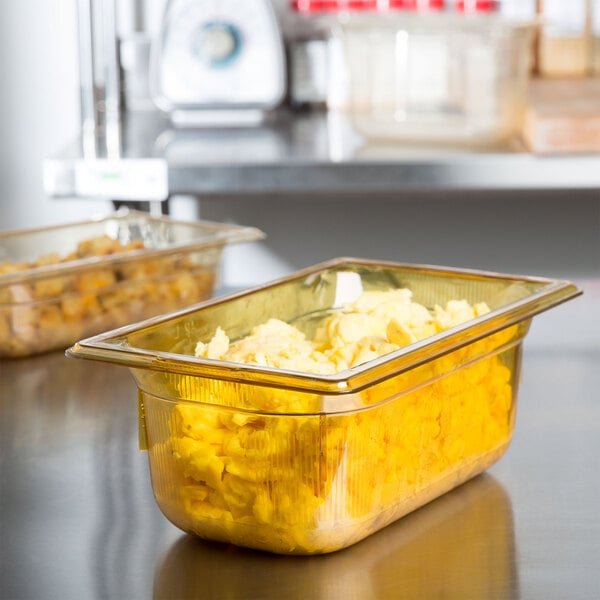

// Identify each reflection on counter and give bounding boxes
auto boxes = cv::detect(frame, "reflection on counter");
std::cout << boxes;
[0,351,134,450]
[153,473,518,600]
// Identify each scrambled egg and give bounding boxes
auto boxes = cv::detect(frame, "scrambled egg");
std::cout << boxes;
[194,290,491,373]
[152,290,518,554]
[0,234,214,357]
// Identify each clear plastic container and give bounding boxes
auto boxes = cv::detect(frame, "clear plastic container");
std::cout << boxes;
[67,258,580,554]
[0,210,263,358]
[334,12,536,145]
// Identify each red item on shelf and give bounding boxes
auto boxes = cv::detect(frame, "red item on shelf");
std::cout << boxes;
[292,0,446,12]
[291,0,377,12]
[390,0,445,10]
[455,0,498,12]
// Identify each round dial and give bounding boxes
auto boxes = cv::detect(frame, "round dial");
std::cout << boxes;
[193,22,241,68]
[154,0,286,109]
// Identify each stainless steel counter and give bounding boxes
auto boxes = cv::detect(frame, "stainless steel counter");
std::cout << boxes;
[1,340,599,599]
[43,110,600,200]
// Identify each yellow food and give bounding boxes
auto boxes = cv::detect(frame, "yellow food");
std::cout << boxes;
[195,290,491,373]
[150,290,518,554]
[0,234,214,357]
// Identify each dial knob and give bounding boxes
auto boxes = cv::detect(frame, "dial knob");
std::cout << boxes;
[193,22,241,68]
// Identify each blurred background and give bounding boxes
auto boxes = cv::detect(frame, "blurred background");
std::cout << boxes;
[0,0,598,347]
[0,1,95,227]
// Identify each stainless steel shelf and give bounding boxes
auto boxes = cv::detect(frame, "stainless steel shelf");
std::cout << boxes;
[43,109,600,200]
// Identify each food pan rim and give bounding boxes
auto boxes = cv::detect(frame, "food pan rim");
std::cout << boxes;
[66,257,582,394]
[0,208,265,286]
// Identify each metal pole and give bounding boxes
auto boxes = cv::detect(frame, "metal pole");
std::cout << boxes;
[103,0,122,159]
[77,0,98,158]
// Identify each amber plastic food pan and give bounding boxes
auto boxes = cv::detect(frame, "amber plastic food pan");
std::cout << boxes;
[0,209,264,357]
[67,258,581,554]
